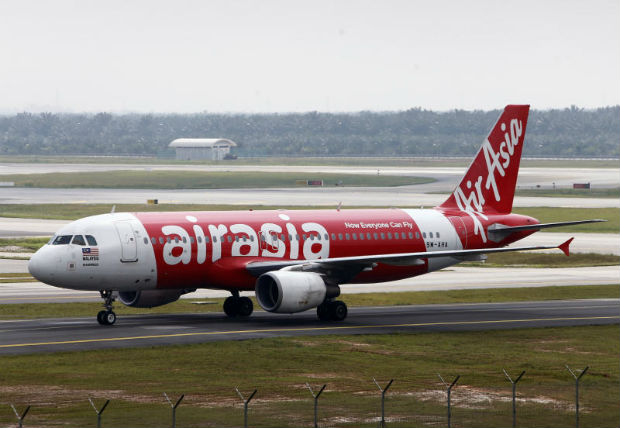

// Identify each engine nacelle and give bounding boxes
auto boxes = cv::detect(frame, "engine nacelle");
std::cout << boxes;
[118,289,187,308]
[255,271,333,313]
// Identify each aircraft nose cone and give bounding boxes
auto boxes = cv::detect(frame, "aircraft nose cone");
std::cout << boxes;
[28,248,58,285]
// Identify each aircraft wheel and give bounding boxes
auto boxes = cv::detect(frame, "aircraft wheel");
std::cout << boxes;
[97,310,107,325]
[330,301,348,321]
[104,311,117,325]
[237,297,253,317]
[223,296,239,317]
[317,303,331,321]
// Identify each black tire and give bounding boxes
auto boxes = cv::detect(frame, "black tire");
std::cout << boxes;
[237,297,254,317]
[223,296,239,317]
[104,311,117,325]
[317,303,331,321]
[330,301,348,321]
[97,310,107,325]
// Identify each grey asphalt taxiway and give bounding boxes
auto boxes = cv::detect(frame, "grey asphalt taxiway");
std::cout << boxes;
[0,299,617,355]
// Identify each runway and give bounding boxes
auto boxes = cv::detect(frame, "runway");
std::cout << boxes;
[0,299,617,355]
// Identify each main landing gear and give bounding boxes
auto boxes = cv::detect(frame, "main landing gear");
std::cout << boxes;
[223,290,254,318]
[97,290,117,326]
[317,300,348,321]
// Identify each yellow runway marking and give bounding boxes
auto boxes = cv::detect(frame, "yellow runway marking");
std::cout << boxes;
[1,315,618,349]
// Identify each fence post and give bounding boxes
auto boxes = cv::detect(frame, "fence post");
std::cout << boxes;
[235,387,257,428]
[88,398,110,428]
[306,383,326,428]
[503,369,525,428]
[373,378,393,428]
[10,404,30,428]
[438,374,459,428]
[163,392,184,428]
[566,365,589,428]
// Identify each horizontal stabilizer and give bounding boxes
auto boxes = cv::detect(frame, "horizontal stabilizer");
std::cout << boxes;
[488,219,606,242]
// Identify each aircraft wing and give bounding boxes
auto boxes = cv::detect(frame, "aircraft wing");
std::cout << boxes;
[246,238,573,280]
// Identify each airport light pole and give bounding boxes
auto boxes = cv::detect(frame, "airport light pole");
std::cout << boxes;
[163,392,184,428]
[566,365,589,428]
[438,374,459,428]
[306,383,326,428]
[88,398,110,428]
[235,387,257,428]
[10,404,30,428]
[503,369,525,428]
[373,378,393,428]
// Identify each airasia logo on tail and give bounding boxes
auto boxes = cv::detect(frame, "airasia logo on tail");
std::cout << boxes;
[453,117,523,243]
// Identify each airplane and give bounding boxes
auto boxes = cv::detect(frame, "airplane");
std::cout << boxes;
[27,104,604,325]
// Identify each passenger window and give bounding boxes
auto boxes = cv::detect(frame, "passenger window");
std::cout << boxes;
[289,234,293,241]
[324,234,329,240]
[430,232,434,239]
[387,232,392,239]
[345,233,350,240]
[159,237,164,244]
[338,233,343,240]
[151,237,156,244]
[437,232,440,238]
[310,234,315,241]
[359,233,364,240]
[352,233,357,240]
[71,235,86,246]
[415,232,420,239]
[331,233,336,240]
[380,233,385,239]
[235,236,239,242]
[53,235,72,245]
[197,236,202,243]
[302,234,307,241]
[213,236,218,243]
[367,233,372,240]
[317,234,321,241]
[182,236,187,243]
[86,235,98,246]
[227,236,232,243]
[174,237,179,243]
[409,232,414,239]
[402,232,406,239]
[373,233,378,240]
[423,232,427,239]
[143,237,148,244]
[190,237,194,243]
[249,236,253,242]
[394,232,399,239]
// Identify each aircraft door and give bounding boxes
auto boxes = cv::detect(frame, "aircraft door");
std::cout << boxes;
[448,216,468,249]
[114,221,138,262]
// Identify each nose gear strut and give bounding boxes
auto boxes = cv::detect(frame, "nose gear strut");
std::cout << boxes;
[97,290,117,325]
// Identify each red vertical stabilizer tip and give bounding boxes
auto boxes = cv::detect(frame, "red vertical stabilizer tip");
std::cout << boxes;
[559,238,574,256]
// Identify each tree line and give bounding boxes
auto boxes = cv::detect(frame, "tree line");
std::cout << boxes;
[0,106,617,158]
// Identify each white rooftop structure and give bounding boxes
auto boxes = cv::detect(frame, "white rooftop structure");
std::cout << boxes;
[169,138,237,160]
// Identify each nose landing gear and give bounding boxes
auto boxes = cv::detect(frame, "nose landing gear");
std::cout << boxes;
[223,290,254,318]
[97,290,117,325]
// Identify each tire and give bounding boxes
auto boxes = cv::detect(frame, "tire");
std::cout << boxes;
[237,297,254,317]
[330,301,348,321]
[97,310,107,325]
[317,303,331,321]
[104,311,117,325]
[223,296,239,317]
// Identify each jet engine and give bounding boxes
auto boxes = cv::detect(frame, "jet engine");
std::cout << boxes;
[118,289,191,308]
[255,271,338,313]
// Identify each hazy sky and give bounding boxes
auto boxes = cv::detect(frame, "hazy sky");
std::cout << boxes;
[1,0,618,113]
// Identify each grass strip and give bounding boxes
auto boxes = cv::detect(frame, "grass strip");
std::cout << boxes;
[1,284,617,320]
[0,170,434,189]
[463,252,619,268]
[515,187,620,198]
[0,325,617,427]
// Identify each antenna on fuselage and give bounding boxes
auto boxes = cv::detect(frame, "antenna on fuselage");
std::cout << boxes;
[110,205,116,213]
[337,201,342,212]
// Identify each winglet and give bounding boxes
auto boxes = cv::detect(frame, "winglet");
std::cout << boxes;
[559,238,574,257]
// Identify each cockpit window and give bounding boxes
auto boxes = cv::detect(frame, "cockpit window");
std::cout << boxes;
[85,235,98,246]
[52,235,73,245]
[71,235,86,246]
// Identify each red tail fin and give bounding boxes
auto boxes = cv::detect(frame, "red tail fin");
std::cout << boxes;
[439,105,530,214]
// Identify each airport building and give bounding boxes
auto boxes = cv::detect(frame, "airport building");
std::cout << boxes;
[169,138,237,161]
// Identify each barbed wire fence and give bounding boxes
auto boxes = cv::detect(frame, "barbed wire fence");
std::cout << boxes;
[3,364,618,428]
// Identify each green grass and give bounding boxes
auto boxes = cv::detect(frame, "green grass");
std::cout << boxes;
[0,170,434,189]
[1,285,617,320]
[0,325,617,427]
[515,187,620,198]
[0,237,49,251]
[463,252,620,268]
[514,207,618,233]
